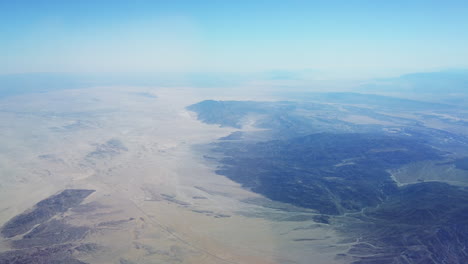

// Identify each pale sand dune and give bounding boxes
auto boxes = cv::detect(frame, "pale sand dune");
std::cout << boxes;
[0,87,347,263]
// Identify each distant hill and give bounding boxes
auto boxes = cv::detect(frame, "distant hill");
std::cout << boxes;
[0,72,248,99]
[0,73,90,98]
[274,92,452,110]
[359,70,468,99]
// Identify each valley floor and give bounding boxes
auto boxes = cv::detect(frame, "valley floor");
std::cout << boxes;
[0,87,347,264]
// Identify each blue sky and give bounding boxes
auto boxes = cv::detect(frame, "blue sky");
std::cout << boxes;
[1,0,468,78]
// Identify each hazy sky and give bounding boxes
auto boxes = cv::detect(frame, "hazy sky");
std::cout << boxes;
[1,0,468,78]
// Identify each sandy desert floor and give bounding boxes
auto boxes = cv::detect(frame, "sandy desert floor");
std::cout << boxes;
[0,86,348,264]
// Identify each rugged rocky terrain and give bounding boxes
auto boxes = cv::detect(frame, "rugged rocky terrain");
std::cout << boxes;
[189,97,468,264]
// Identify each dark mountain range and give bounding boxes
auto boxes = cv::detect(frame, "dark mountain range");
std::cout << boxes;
[188,95,468,264]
